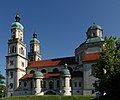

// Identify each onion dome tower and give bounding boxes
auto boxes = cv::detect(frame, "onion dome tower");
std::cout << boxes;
[11,14,24,41]
[28,32,42,61]
[32,71,44,95]
[60,63,71,96]
[6,14,27,96]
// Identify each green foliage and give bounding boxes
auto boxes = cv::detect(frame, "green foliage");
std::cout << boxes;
[93,36,120,97]
[0,71,5,85]
[2,95,95,100]
[0,85,6,97]
[0,71,6,97]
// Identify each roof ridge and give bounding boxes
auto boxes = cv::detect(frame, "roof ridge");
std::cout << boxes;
[29,56,75,63]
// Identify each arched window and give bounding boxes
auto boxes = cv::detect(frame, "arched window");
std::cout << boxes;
[30,57,34,61]
[9,83,13,89]
[68,67,73,74]
[19,82,21,86]
[19,47,24,55]
[30,70,35,74]
[15,46,16,52]
[21,47,24,55]
[12,46,14,53]
[53,68,59,73]
[57,80,60,88]
[93,33,96,37]
[41,69,47,73]
[43,81,46,88]
[30,81,33,88]
[24,82,27,87]
[12,31,15,39]
[49,81,54,89]
[79,82,81,87]
[41,81,43,88]
[9,72,13,78]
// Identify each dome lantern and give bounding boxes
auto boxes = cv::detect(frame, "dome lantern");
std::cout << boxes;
[86,22,103,39]
[87,22,102,33]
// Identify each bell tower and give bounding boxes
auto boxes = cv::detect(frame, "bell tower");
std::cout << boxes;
[6,14,27,96]
[28,32,42,61]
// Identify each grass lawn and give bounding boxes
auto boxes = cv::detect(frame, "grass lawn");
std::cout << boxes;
[2,95,96,100]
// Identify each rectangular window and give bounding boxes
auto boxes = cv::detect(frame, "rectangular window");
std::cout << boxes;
[79,82,81,87]
[74,82,77,87]
[10,60,13,65]
[21,62,24,67]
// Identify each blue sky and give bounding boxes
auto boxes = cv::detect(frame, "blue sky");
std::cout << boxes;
[1,0,120,76]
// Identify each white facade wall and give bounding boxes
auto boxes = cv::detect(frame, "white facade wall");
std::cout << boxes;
[27,64,76,74]
[83,62,97,95]
[71,77,83,95]
[14,80,32,96]
[86,46,100,54]
[17,56,27,71]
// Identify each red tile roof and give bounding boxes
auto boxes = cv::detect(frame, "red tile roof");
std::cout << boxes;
[44,72,60,78]
[28,56,77,68]
[20,74,33,80]
[20,71,83,80]
[83,53,100,62]
[20,72,60,80]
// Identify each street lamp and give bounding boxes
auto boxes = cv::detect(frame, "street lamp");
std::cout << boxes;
[1,90,4,100]
[96,80,100,100]
[59,90,62,100]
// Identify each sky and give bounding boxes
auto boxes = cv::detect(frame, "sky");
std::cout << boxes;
[1,0,120,76]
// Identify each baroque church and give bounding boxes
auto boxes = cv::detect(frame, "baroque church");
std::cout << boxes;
[6,14,104,96]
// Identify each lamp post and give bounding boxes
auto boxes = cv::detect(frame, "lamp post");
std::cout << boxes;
[96,80,100,100]
[1,90,4,100]
[59,90,62,100]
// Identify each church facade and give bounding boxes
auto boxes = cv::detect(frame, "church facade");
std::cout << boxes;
[6,14,104,96]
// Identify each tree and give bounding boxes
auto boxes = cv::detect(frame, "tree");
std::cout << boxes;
[0,71,6,97]
[93,36,120,98]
